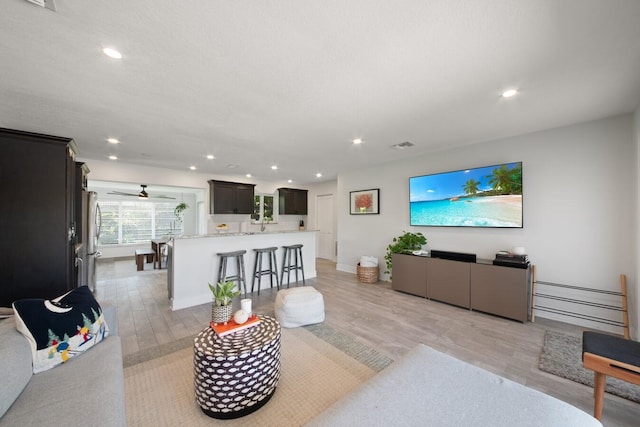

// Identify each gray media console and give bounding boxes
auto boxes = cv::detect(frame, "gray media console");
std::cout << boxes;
[391,253,532,322]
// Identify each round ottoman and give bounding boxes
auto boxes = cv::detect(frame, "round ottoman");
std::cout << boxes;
[193,315,281,419]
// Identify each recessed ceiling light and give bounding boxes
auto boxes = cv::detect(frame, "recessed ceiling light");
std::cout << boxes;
[352,138,363,145]
[206,154,214,160]
[502,89,518,98]
[102,47,122,59]
[107,138,120,144]
[108,155,117,160]
[287,179,293,183]
[189,165,197,170]
[271,165,278,170]
[246,174,252,178]
[316,173,322,178]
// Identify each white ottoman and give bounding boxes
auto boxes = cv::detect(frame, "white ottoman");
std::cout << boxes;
[274,287,325,328]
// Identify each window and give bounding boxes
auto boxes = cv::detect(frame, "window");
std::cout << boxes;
[98,200,184,245]
[252,193,276,223]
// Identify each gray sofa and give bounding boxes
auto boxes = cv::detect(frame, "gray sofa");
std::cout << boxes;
[306,344,602,427]
[0,306,126,426]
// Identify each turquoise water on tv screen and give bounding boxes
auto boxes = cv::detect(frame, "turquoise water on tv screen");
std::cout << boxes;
[410,195,522,227]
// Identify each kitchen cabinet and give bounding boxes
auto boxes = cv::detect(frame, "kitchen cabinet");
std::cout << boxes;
[278,188,308,215]
[74,162,89,244]
[0,128,79,306]
[208,180,255,214]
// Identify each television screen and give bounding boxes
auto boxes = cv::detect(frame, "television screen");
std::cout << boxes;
[409,162,523,228]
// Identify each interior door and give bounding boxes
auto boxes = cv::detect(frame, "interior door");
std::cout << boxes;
[316,194,335,260]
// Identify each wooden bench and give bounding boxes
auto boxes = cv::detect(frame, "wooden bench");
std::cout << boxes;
[582,331,640,420]
[135,249,156,271]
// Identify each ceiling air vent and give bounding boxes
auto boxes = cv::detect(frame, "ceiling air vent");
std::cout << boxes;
[25,0,56,11]
[391,141,414,150]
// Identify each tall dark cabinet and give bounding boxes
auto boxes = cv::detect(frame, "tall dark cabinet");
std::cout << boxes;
[0,128,80,307]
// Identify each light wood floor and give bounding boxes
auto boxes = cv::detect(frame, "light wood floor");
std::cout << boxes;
[96,257,638,426]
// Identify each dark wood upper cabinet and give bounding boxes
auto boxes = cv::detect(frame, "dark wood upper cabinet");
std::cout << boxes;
[208,180,256,214]
[278,188,308,215]
[0,128,79,306]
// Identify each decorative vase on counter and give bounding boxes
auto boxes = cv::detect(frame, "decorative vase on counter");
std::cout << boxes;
[211,304,233,325]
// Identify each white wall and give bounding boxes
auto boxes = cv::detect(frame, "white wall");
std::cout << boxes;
[337,114,637,336]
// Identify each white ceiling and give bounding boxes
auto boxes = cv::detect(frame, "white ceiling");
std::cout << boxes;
[2,0,640,184]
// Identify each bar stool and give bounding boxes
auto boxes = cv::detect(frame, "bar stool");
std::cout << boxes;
[280,244,305,288]
[251,247,279,295]
[216,250,247,298]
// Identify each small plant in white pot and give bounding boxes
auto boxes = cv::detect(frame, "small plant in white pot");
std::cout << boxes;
[209,280,241,325]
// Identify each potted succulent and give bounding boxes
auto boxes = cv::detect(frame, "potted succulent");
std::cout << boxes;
[384,231,427,276]
[208,280,241,324]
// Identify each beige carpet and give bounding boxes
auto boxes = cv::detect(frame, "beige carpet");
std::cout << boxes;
[124,326,377,426]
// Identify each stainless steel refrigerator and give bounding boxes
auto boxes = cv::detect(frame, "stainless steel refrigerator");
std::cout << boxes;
[82,191,102,292]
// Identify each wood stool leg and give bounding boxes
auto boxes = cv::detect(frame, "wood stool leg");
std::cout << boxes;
[256,252,263,295]
[271,251,279,290]
[238,255,247,298]
[136,254,143,271]
[251,252,259,294]
[217,257,226,283]
[298,247,305,285]
[594,372,606,420]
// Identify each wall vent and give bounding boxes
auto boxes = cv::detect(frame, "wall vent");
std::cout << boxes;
[391,141,414,150]
[26,0,56,11]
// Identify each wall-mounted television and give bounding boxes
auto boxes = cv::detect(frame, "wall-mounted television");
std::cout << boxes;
[409,162,523,228]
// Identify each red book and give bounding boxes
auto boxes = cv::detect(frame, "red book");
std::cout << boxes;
[210,315,261,337]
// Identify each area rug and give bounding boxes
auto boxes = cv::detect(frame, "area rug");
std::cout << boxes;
[124,323,393,427]
[539,330,640,403]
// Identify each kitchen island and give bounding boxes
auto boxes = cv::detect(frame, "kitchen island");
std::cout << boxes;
[167,230,317,310]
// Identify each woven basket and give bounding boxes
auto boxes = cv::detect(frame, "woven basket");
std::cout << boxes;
[211,304,233,325]
[356,263,379,284]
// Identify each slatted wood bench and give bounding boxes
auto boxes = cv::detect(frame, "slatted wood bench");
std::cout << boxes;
[135,249,156,271]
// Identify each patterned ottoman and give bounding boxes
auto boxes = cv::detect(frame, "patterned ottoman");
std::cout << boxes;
[193,315,281,419]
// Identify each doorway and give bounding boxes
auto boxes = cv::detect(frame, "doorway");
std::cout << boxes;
[316,194,335,260]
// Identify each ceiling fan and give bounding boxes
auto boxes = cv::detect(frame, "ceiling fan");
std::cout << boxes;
[107,184,176,200]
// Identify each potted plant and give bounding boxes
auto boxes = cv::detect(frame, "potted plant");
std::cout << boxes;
[174,202,189,220]
[384,231,427,276]
[208,280,241,324]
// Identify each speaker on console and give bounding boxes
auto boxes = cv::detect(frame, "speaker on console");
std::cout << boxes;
[430,250,477,263]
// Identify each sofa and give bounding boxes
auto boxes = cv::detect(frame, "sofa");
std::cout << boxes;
[306,344,602,427]
[0,306,126,426]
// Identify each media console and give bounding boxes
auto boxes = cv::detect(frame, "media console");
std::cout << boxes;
[391,253,531,322]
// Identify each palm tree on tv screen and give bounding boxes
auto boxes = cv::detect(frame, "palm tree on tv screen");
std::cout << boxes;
[462,179,481,196]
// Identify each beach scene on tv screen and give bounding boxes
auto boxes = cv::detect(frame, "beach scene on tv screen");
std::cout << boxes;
[410,162,522,227]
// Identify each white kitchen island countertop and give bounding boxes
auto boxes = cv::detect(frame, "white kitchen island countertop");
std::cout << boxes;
[167,230,317,311]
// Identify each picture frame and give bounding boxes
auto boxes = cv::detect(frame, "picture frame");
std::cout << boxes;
[350,188,380,215]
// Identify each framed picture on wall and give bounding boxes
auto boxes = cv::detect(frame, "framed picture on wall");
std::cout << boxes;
[350,188,380,215]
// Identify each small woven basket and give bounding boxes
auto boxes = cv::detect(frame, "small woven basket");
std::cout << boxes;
[356,263,379,284]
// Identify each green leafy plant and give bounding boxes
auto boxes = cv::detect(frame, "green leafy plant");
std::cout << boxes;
[208,280,241,306]
[384,231,427,275]
[174,202,189,220]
